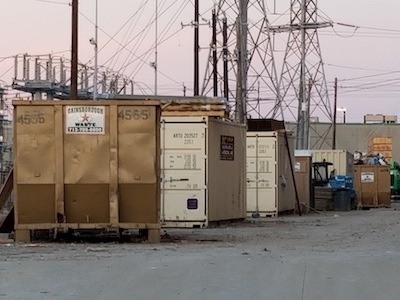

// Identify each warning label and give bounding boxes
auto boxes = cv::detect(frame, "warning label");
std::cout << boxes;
[361,172,374,183]
[220,135,235,161]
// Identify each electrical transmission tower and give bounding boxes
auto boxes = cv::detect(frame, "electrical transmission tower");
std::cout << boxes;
[271,0,333,149]
[201,0,280,124]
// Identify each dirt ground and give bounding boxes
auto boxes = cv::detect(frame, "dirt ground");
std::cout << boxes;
[1,206,400,299]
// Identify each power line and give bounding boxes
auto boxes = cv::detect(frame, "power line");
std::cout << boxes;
[28,0,68,5]
[325,63,400,74]
[335,22,400,33]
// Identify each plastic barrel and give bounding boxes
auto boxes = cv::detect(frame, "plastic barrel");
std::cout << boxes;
[333,189,351,211]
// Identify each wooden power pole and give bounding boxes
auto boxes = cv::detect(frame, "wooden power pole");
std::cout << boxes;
[70,0,78,100]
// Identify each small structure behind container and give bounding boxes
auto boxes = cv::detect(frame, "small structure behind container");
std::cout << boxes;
[13,100,161,242]
[160,116,246,228]
[354,165,391,208]
[294,150,313,213]
[368,136,393,161]
[311,149,354,176]
[246,130,295,217]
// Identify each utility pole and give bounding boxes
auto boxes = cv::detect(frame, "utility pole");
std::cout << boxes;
[236,0,248,124]
[194,0,199,96]
[212,9,218,97]
[297,0,308,150]
[332,77,338,149]
[93,0,98,100]
[71,0,78,100]
[222,16,229,103]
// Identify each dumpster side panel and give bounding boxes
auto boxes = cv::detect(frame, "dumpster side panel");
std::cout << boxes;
[14,105,56,224]
[118,106,160,223]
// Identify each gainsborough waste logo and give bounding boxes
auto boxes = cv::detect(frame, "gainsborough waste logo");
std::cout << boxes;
[66,106,105,134]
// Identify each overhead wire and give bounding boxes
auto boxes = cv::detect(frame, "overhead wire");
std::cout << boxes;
[108,0,149,72]
[125,0,191,87]
[93,0,188,85]
[129,0,189,78]
[324,63,399,74]
[28,0,68,5]
[4,1,400,103]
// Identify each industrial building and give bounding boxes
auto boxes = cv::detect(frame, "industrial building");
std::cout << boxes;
[286,121,400,162]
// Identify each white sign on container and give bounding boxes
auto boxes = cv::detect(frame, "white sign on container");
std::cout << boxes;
[65,106,105,134]
[361,172,375,183]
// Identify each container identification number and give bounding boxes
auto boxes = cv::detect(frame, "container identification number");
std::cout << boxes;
[17,112,45,125]
[118,108,150,120]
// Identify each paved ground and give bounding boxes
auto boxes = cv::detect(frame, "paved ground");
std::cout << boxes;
[1,206,400,300]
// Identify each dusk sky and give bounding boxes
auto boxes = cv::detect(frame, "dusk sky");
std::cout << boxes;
[0,0,399,122]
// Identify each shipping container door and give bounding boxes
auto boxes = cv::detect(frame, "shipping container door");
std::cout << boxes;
[246,135,277,216]
[161,121,207,224]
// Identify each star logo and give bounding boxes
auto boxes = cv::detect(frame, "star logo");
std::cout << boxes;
[81,113,90,122]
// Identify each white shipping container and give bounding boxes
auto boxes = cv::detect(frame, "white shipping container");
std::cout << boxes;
[311,149,354,176]
[246,131,296,217]
[161,116,246,228]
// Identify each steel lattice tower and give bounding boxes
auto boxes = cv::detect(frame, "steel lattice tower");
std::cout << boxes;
[271,0,332,149]
[201,0,280,124]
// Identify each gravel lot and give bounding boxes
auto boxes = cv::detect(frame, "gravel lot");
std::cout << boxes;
[1,206,400,300]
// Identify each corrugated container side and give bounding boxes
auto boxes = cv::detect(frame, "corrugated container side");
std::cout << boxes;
[160,117,207,227]
[311,149,354,176]
[246,131,295,216]
[246,133,278,216]
[277,132,296,212]
[160,116,246,227]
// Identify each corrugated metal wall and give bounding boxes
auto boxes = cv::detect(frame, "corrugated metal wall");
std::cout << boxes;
[286,122,400,161]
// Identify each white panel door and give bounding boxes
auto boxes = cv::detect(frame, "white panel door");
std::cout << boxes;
[161,122,207,223]
[246,135,277,215]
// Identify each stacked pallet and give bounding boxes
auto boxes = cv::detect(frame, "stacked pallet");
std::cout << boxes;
[368,136,392,160]
[314,187,334,211]
[160,98,230,117]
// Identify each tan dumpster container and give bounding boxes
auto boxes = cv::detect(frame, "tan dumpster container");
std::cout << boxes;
[13,100,161,242]
[354,165,391,208]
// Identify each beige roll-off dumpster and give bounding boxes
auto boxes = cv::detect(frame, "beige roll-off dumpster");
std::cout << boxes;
[13,100,161,243]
